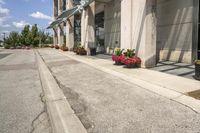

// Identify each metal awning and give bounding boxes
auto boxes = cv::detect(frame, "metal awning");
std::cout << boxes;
[57,0,94,20]
[57,6,79,19]
[47,0,94,29]
[47,18,63,29]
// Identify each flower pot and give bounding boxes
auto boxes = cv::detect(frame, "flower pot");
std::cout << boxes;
[90,48,96,56]
[112,55,125,65]
[55,45,59,49]
[62,48,68,51]
[79,49,87,55]
[115,61,123,65]
[195,63,200,80]
[125,64,136,68]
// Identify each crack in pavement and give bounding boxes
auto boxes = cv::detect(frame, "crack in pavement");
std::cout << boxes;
[30,51,52,133]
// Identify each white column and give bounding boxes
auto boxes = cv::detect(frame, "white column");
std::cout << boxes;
[53,0,58,46]
[81,9,86,47]
[66,0,74,50]
[53,28,58,46]
[121,0,156,67]
[58,0,64,47]
[84,1,95,55]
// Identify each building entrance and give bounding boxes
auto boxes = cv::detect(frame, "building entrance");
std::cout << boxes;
[95,11,105,54]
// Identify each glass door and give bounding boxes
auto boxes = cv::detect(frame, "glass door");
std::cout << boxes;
[95,11,105,54]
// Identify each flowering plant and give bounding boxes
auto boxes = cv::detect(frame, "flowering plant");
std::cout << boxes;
[114,48,124,56]
[55,45,59,49]
[112,48,124,65]
[112,55,125,63]
[61,44,68,51]
[122,56,141,68]
[124,49,135,58]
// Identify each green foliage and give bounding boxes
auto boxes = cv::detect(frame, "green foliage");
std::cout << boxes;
[75,41,81,48]
[114,48,124,56]
[4,44,10,49]
[124,49,135,58]
[21,25,30,46]
[4,24,53,48]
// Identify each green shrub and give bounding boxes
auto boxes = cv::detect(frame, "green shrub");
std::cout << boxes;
[4,44,10,49]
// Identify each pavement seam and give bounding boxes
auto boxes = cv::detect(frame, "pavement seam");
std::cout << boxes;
[56,50,200,114]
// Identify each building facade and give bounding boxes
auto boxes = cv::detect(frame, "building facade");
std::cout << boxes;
[50,0,200,68]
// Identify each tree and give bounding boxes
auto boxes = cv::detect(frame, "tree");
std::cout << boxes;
[7,32,20,47]
[21,25,30,46]
[29,24,39,47]
[4,24,53,48]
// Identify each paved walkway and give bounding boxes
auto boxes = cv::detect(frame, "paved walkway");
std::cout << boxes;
[0,49,52,133]
[150,61,195,80]
[38,49,200,133]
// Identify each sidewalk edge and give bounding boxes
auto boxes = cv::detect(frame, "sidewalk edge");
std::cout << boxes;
[35,50,87,133]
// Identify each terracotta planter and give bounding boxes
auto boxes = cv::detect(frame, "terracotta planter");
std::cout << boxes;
[62,48,68,51]
[195,63,200,80]
[55,45,59,49]
[79,49,87,55]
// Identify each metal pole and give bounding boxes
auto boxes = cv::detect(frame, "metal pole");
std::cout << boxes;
[2,33,6,46]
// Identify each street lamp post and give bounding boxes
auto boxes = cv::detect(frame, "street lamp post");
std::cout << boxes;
[2,33,6,46]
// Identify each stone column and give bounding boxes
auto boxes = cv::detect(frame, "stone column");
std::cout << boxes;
[121,0,157,68]
[57,0,64,47]
[81,1,95,55]
[53,28,58,46]
[53,0,58,46]
[66,0,74,50]
[81,9,86,47]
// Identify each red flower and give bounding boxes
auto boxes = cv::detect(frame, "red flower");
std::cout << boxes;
[112,55,125,62]
[122,56,141,65]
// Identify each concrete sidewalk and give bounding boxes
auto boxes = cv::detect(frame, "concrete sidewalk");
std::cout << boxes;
[51,49,200,113]
[56,50,200,93]
[38,48,200,133]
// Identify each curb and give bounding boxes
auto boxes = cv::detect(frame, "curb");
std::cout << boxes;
[56,50,200,114]
[35,50,87,133]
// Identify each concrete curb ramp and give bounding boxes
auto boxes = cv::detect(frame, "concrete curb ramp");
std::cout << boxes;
[35,51,87,133]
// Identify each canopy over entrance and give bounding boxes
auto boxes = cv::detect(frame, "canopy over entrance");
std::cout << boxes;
[47,0,94,29]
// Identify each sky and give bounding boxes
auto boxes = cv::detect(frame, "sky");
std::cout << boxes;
[0,0,53,40]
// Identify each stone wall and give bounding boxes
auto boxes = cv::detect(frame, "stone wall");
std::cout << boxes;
[157,0,193,63]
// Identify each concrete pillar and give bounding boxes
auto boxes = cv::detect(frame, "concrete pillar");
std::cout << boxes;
[66,0,74,50]
[81,1,95,55]
[57,0,64,47]
[121,0,157,68]
[53,0,58,46]
[53,28,58,46]
[81,9,86,47]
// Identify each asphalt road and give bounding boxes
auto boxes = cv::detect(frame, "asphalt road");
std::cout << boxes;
[39,49,200,133]
[0,49,52,133]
